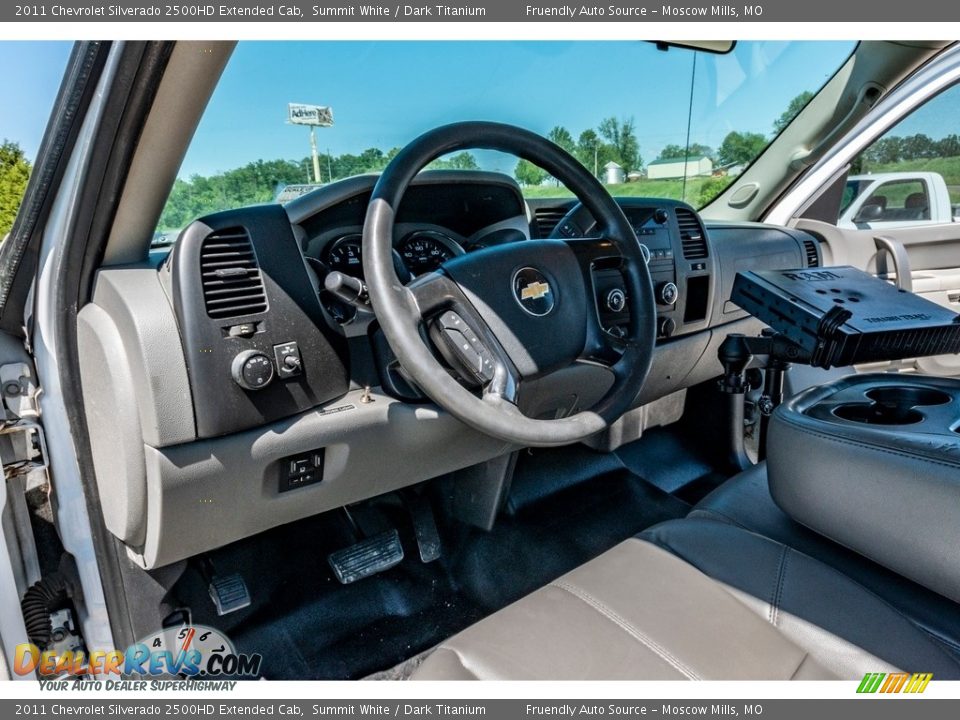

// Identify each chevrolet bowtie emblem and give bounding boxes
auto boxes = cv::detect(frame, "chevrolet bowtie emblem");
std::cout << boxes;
[520,281,551,301]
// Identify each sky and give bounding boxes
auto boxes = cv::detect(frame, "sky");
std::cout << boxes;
[0,40,884,177]
[186,40,857,177]
[0,41,72,160]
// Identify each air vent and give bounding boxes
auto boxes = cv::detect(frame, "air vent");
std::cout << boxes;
[802,237,820,267]
[676,208,708,260]
[533,207,568,238]
[199,228,268,319]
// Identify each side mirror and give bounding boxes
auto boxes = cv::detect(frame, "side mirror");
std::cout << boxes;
[854,203,884,224]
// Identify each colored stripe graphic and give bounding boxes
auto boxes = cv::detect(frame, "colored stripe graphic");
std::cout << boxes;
[880,672,909,693]
[857,673,885,693]
[857,671,932,693]
[904,673,933,693]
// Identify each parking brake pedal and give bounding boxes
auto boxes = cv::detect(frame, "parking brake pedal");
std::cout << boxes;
[328,529,404,584]
[208,573,251,616]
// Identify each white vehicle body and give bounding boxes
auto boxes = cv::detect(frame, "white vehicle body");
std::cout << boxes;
[838,171,958,228]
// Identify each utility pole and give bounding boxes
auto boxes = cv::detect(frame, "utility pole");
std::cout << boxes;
[288,103,334,185]
[310,126,321,184]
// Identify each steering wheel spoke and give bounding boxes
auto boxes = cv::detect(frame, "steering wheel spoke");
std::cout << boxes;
[563,236,642,361]
[408,270,521,403]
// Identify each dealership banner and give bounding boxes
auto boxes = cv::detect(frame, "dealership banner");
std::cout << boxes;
[3,0,960,22]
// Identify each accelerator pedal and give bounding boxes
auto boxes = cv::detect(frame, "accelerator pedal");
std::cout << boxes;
[328,529,404,584]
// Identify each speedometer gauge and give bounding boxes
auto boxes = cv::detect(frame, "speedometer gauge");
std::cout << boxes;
[326,234,364,278]
[398,231,462,276]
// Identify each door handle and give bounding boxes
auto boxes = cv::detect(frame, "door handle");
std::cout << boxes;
[874,235,912,292]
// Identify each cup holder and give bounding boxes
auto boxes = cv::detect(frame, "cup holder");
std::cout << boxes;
[832,385,951,426]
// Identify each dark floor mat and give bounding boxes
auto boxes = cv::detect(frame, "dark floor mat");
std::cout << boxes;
[451,468,690,610]
[170,427,718,680]
[613,427,718,495]
[173,499,485,680]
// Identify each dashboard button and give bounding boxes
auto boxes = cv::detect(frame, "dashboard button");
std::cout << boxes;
[227,323,257,338]
[273,341,303,379]
[606,288,627,313]
[435,311,496,384]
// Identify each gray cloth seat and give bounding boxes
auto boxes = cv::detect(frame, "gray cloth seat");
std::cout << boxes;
[412,468,960,681]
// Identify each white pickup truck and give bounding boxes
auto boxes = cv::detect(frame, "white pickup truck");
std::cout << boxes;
[838,171,960,228]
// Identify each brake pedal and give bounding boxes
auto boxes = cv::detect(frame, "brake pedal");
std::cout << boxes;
[328,529,404,584]
[208,573,251,616]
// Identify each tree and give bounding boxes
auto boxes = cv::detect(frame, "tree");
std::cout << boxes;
[575,129,606,176]
[598,117,642,173]
[697,176,734,206]
[716,131,767,167]
[657,143,713,161]
[429,151,479,170]
[773,91,815,134]
[548,126,576,154]
[514,159,547,187]
[0,141,31,238]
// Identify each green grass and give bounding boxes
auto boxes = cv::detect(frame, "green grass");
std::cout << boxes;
[869,156,960,204]
[520,176,730,207]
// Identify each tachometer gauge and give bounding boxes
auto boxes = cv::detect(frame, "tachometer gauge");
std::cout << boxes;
[326,234,364,278]
[398,231,462,276]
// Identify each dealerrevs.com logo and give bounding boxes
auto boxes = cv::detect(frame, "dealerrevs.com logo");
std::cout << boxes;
[14,624,262,680]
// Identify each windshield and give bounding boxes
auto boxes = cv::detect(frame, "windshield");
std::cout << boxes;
[156,40,855,242]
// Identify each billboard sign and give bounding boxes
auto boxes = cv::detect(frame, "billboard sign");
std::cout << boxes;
[288,103,334,127]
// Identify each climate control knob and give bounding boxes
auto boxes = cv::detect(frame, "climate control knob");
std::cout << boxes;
[231,350,275,391]
[656,281,679,306]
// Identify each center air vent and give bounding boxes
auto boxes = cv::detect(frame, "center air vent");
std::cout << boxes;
[533,207,568,238]
[676,208,708,260]
[199,228,268,319]
[802,237,821,267]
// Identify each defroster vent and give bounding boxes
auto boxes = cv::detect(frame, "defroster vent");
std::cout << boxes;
[199,228,268,319]
[676,208,708,260]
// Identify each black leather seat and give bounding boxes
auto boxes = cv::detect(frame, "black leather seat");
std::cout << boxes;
[676,462,960,673]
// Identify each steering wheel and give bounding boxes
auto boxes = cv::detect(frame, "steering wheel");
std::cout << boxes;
[362,121,655,446]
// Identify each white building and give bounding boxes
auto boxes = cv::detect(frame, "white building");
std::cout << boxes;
[646,155,713,180]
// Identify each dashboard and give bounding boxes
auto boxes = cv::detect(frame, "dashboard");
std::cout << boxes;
[293,172,529,277]
[79,168,823,568]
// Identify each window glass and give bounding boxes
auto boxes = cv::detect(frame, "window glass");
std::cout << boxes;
[156,40,856,243]
[844,84,960,228]
[0,41,72,239]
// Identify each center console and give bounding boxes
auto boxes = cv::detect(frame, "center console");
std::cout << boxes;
[719,264,960,605]
[767,373,960,605]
